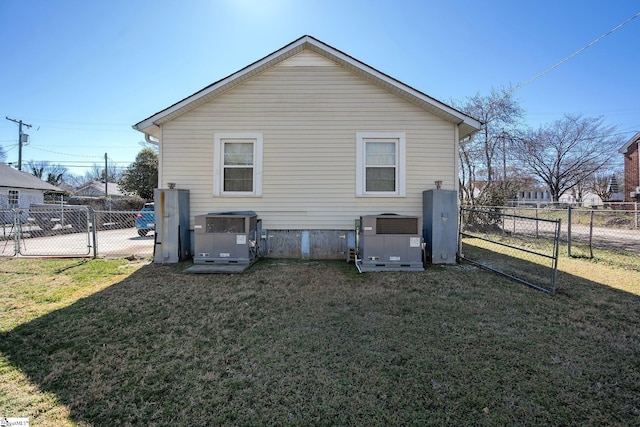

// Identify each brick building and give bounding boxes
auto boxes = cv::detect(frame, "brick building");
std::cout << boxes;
[619,131,640,202]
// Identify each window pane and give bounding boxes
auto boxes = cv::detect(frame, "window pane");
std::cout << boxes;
[366,167,395,192]
[224,143,254,166]
[366,142,395,166]
[224,168,253,192]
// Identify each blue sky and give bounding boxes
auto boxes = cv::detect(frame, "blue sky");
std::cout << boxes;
[1,0,638,176]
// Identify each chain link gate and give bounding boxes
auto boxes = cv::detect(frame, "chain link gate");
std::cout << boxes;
[17,206,93,257]
[1,209,18,257]
[0,207,154,259]
[459,207,561,295]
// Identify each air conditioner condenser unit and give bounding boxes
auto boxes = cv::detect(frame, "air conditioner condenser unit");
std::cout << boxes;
[194,211,261,265]
[357,214,424,272]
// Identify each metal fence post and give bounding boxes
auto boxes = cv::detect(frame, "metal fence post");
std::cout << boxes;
[567,206,572,257]
[458,207,463,259]
[588,210,594,259]
[13,209,20,255]
[550,218,561,295]
[91,208,98,259]
[635,202,638,229]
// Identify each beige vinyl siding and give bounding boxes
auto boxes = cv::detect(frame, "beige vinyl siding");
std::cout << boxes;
[159,51,456,230]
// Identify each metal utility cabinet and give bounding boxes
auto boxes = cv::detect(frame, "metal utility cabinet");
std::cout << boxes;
[153,189,190,263]
[423,189,458,264]
[194,211,261,265]
[357,214,424,272]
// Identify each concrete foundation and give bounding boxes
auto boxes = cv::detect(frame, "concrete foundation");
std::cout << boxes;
[264,229,355,259]
[189,229,356,260]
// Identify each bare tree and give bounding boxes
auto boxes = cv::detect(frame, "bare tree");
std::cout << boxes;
[513,114,622,201]
[458,136,480,202]
[587,171,623,202]
[570,180,586,203]
[27,160,68,186]
[454,86,525,205]
[83,163,122,183]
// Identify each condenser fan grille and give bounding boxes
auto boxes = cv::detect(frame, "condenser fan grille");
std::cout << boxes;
[375,217,418,234]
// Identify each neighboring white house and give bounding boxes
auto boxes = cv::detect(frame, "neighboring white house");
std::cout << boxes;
[514,188,553,205]
[0,163,61,209]
[558,191,603,206]
[133,35,481,258]
[74,181,125,199]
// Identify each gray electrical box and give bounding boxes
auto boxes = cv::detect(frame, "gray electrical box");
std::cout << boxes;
[153,189,190,263]
[193,211,260,265]
[423,189,458,264]
[357,214,424,272]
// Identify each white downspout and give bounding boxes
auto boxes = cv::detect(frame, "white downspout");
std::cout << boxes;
[145,131,161,190]
[454,123,461,193]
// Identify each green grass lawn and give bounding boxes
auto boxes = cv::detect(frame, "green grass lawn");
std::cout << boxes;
[1,255,639,426]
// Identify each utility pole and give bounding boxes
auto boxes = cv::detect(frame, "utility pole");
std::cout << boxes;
[104,153,108,197]
[5,117,32,171]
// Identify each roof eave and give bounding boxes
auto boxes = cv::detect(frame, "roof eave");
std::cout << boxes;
[618,131,640,154]
[133,36,311,137]
[132,35,482,139]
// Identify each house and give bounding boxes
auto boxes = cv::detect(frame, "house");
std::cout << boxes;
[515,187,553,206]
[133,35,481,259]
[558,191,603,206]
[619,131,640,202]
[74,181,125,199]
[0,163,61,209]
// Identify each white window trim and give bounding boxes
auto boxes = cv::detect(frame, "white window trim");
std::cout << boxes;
[213,133,263,196]
[356,132,406,197]
[8,190,19,207]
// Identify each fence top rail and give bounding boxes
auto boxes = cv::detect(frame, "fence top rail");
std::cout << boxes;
[471,205,639,214]
[22,205,90,211]
[93,210,140,214]
[460,207,562,225]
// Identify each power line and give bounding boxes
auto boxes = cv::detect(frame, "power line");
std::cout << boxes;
[509,11,640,96]
[22,164,129,170]
[24,160,131,165]
[27,145,107,159]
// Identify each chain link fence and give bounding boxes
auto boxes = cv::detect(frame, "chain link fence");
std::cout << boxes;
[459,207,561,295]
[1,209,17,256]
[0,206,154,259]
[475,205,640,258]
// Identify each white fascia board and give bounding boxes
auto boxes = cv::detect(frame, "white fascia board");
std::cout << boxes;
[305,37,482,133]
[133,35,481,138]
[618,131,640,154]
[133,37,310,135]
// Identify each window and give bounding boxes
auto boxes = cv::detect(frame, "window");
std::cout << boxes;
[8,190,18,207]
[356,132,405,196]
[214,133,263,196]
[223,142,254,192]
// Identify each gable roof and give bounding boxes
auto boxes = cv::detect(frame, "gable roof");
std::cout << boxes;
[133,35,481,140]
[619,131,640,154]
[75,181,124,197]
[0,163,62,192]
